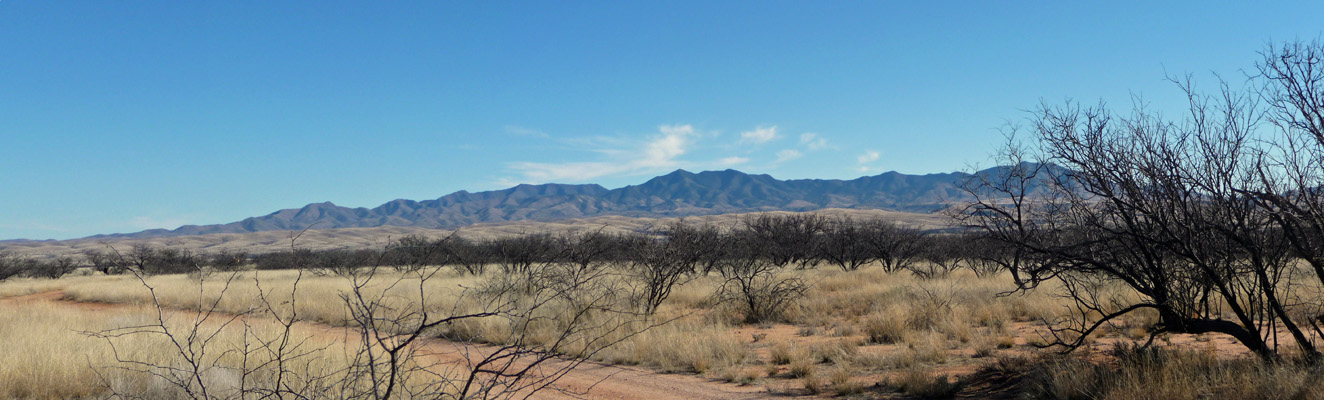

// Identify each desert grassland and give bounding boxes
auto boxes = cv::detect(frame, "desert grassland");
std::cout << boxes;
[0,298,369,400]
[3,264,1321,399]
[0,274,96,298]
[0,265,1061,397]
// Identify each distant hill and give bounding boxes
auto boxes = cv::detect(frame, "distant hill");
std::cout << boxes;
[1,209,953,259]
[79,166,1023,240]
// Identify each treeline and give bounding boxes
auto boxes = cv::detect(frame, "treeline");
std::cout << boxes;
[0,246,251,279]
[1,214,1012,281]
[243,215,1005,280]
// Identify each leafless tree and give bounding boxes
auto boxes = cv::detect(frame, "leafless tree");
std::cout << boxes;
[206,250,249,272]
[31,256,80,279]
[0,251,25,281]
[954,59,1324,360]
[818,216,879,271]
[88,232,659,399]
[909,235,965,280]
[85,248,126,275]
[554,228,624,274]
[860,219,927,273]
[387,234,443,273]
[491,233,558,275]
[743,214,828,269]
[961,235,1012,278]
[448,237,491,275]
[659,220,726,275]
[626,225,703,316]
[713,234,809,324]
[1245,39,1324,349]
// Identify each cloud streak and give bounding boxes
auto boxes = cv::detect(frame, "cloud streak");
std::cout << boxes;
[500,123,845,185]
[739,126,779,145]
[505,125,550,138]
[504,124,698,184]
[775,149,802,163]
[856,150,881,173]
[799,133,830,150]
[719,156,750,166]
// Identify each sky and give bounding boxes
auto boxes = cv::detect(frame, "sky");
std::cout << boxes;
[2,2,1323,240]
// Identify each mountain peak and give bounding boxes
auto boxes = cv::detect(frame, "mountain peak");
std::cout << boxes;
[698,169,746,176]
[86,167,998,240]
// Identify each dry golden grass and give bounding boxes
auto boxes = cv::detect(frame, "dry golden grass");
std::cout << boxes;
[22,268,756,379]
[0,302,138,398]
[0,263,1072,396]
[887,367,962,398]
[0,301,359,399]
[595,317,747,373]
[0,275,103,299]
[7,259,1316,399]
[1021,346,1324,400]
[56,269,480,329]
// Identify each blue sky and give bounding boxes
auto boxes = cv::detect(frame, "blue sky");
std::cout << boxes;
[2,2,1322,240]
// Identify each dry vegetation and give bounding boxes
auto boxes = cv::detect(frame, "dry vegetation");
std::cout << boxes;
[5,254,1314,399]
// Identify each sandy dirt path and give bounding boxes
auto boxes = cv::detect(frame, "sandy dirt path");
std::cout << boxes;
[0,291,772,400]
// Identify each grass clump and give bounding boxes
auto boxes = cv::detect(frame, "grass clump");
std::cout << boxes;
[829,366,864,395]
[1018,344,1324,400]
[889,367,963,399]
[863,308,908,344]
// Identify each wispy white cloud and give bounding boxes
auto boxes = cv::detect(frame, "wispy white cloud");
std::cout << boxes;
[718,156,750,166]
[739,126,779,145]
[500,123,847,185]
[503,124,698,184]
[857,150,880,164]
[505,125,549,138]
[799,133,830,150]
[775,149,803,163]
[856,150,881,173]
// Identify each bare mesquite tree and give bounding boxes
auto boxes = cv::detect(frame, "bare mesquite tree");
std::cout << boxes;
[626,222,720,316]
[554,229,626,274]
[0,251,25,281]
[88,232,658,399]
[658,220,725,275]
[1247,40,1324,346]
[742,214,828,269]
[913,235,966,280]
[819,216,879,272]
[339,242,648,399]
[712,232,810,324]
[491,233,558,275]
[85,248,126,275]
[956,39,1324,360]
[860,219,927,273]
[0,251,99,280]
[447,237,492,275]
[961,236,1013,278]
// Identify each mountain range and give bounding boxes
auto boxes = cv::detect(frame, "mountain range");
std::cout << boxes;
[87,166,1007,240]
